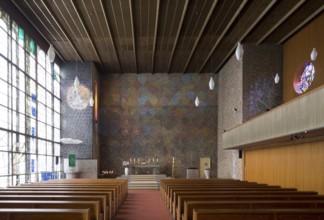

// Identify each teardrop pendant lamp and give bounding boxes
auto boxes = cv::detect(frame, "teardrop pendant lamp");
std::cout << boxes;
[274,73,280,84]
[235,42,243,61]
[310,48,317,61]
[209,77,215,90]
[195,96,200,107]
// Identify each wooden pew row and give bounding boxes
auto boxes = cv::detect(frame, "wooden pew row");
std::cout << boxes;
[163,183,276,203]
[184,200,324,220]
[0,191,111,220]
[0,195,106,220]
[169,187,305,215]
[161,180,268,201]
[0,200,99,220]
[44,179,128,201]
[173,191,319,220]
[168,186,295,209]
[192,208,324,220]
[22,180,128,203]
[4,186,118,213]
[0,208,90,220]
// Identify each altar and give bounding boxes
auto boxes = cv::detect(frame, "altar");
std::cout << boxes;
[129,164,160,175]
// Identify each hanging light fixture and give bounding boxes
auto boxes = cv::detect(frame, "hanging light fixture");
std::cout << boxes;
[89,93,94,107]
[195,96,200,107]
[235,42,243,61]
[47,44,55,63]
[209,77,215,90]
[274,73,280,84]
[310,48,317,61]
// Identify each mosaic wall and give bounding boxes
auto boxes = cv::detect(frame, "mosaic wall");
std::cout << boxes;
[61,61,94,159]
[218,44,282,180]
[99,74,218,178]
[243,43,283,122]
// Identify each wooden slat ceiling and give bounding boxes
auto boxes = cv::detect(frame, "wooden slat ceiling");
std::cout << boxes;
[11,0,324,74]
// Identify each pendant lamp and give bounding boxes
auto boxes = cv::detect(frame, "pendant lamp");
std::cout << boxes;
[195,96,200,107]
[274,73,280,84]
[47,44,55,63]
[89,93,94,107]
[310,48,317,61]
[209,77,215,90]
[235,42,243,61]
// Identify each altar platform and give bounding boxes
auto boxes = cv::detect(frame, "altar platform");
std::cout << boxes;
[118,174,170,190]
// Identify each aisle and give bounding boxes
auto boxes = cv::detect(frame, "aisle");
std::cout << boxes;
[114,190,172,220]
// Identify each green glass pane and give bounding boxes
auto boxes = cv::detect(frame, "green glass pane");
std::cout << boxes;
[18,27,24,47]
[18,27,24,40]
[29,39,35,55]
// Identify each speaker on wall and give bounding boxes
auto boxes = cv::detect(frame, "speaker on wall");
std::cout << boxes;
[238,150,242,159]
[55,156,59,165]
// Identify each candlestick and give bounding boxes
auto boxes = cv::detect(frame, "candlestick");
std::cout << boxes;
[172,157,174,163]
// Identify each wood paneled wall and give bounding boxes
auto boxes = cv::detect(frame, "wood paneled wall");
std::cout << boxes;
[284,12,324,102]
[244,141,324,194]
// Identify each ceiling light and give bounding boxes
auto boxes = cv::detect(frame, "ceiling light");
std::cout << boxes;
[235,42,243,61]
[47,44,55,63]
[195,96,200,107]
[89,93,94,107]
[310,48,317,61]
[209,77,215,90]
[274,73,280,84]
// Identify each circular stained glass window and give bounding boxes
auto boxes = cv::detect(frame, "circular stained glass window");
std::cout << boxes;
[293,62,315,94]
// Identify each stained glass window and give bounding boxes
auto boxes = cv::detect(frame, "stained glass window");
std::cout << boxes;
[0,8,61,187]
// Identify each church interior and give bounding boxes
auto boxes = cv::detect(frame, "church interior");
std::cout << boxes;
[0,0,323,219]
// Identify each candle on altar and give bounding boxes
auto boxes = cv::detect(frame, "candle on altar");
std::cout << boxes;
[172,157,174,163]
[157,158,159,163]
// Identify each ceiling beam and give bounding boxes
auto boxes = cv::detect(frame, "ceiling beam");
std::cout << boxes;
[11,0,66,62]
[167,0,189,74]
[182,0,218,74]
[53,0,89,60]
[151,0,160,74]
[72,0,102,64]
[100,0,122,73]
[257,0,306,45]
[215,0,277,73]
[129,0,137,74]
[198,0,249,73]
[39,0,82,60]
[278,4,324,44]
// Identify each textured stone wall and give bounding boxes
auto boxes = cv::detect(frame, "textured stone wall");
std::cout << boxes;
[218,55,243,179]
[99,74,218,177]
[217,44,283,180]
[61,61,94,159]
[243,43,283,122]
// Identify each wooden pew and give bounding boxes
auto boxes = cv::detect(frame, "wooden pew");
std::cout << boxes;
[168,186,297,207]
[4,186,118,211]
[161,181,269,202]
[0,191,111,220]
[173,191,319,220]
[0,195,107,220]
[0,208,90,220]
[0,200,99,220]
[184,200,324,220]
[17,182,126,204]
[44,179,128,201]
[192,208,324,220]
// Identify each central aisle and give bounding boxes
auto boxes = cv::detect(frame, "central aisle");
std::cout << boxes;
[114,190,172,220]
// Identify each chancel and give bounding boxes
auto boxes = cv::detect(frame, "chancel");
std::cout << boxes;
[0,0,323,219]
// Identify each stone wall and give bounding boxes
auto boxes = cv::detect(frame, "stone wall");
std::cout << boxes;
[99,73,218,177]
[217,44,282,180]
[61,61,94,159]
[217,55,243,179]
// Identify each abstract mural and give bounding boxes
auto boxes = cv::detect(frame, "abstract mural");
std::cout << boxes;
[99,73,218,178]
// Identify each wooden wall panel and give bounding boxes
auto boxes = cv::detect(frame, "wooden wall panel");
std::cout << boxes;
[244,141,324,194]
[284,12,324,102]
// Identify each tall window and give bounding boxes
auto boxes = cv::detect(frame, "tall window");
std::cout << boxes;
[0,8,61,186]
